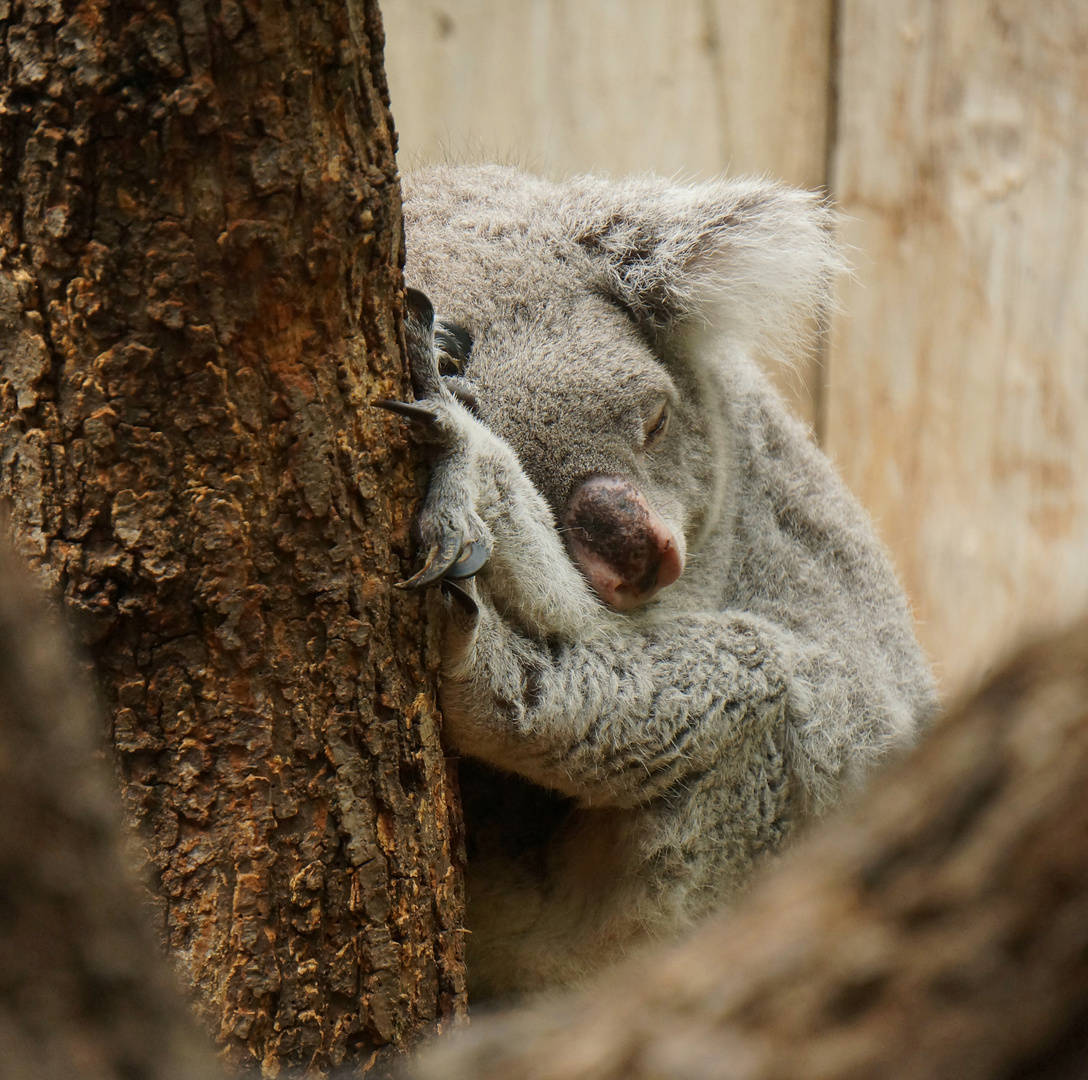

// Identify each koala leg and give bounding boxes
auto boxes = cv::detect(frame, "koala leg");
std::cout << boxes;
[457,713,796,998]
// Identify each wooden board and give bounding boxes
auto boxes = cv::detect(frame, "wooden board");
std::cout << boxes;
[826,0,1088,695]
[382,0,831,186]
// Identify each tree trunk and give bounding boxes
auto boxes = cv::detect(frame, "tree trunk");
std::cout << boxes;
[0,0,465,1072]
[413,619,1088,1080]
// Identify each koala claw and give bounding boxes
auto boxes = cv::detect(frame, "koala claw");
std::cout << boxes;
[373,398,439,427]
[446,538,491,579]
[397,534,462,590]
[398,531,492,590]
[444,376,479,411]
[439,577,479,621]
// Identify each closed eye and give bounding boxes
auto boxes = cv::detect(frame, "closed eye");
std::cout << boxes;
[643,400,670,446]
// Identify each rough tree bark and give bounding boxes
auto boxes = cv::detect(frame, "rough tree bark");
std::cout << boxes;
[413,619,1088,1080]
[0,0,465,1073]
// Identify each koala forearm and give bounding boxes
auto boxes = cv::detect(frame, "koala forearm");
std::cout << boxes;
[441,605,794,808]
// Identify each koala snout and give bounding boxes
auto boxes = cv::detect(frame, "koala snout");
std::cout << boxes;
[562,475,685,610]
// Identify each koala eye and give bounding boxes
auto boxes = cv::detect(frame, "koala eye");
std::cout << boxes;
[643,400,670,447]
[435,321,473,377]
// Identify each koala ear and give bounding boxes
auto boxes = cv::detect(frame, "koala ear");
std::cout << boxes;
[560,176,845,360]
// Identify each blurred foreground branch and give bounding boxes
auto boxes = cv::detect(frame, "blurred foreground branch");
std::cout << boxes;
[0,536,218,1080]
[413,619,1088,1080]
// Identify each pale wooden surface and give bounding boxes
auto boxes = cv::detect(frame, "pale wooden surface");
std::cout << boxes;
[381,0,833,424]
[826,0,1088,694]
[381,0,1088,697]
[382,0,832,186]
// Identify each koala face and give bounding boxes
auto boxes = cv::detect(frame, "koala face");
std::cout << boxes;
[403,177,730,608]
[446,296,715,607]
[402,165,840,609]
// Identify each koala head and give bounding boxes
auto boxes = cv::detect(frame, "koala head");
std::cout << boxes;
[402,166,840,610]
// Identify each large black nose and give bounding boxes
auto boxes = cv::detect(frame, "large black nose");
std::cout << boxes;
[562,475,684,610]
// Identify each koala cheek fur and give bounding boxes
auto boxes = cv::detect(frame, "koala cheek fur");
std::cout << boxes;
[397,164,939,1000]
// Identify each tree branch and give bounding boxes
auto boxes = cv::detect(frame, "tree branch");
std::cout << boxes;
[0,532,219,1080]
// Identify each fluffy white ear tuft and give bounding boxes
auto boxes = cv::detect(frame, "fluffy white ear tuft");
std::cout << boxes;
[560,175,846,363]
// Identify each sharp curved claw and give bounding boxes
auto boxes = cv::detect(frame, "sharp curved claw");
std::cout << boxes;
[444,538,491,579]
[396,531,464,590]
[445,376,479,412]
[395,533,491,590]
[404,288,444,400]
[440,578,479,619]
[374,399,439,425]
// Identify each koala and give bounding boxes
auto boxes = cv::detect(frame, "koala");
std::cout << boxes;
[385,165,938,1000]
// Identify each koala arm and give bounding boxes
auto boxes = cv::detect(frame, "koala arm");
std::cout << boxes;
[439,594,793,809]
[424,399,602,641]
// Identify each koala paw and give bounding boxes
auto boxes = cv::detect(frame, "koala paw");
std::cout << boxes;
[402,489,493,590]
[376,288,494,591]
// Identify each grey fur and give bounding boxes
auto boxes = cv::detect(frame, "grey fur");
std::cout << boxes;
[399,165,938,998]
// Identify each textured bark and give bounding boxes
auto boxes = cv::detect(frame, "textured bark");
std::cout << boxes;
[0,0,465,1072]
[412,619,1088,1080]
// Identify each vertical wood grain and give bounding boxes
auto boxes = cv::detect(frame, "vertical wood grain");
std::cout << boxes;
[381,0,833,423]
[826,1,1088,694]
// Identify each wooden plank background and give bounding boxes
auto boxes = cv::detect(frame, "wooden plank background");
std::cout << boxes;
[827,0,1088,693]
[381,0,1088,698]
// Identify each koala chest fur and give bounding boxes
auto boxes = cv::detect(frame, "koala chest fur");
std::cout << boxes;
[392,165,938,999]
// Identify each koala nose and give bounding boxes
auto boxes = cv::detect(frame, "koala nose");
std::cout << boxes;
[562,475,684,611]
